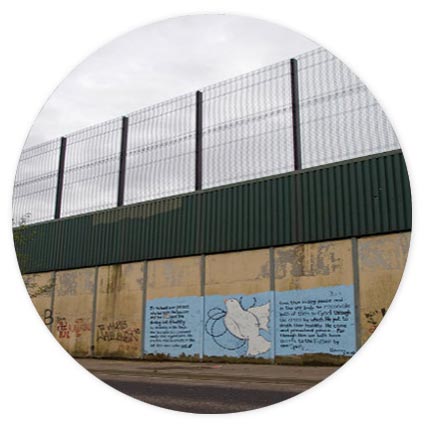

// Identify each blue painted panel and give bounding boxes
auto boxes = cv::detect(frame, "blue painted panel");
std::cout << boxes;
[144,285,356,359]
[144,296,202,357]
[275,285,356,356]
[204,291,273,359]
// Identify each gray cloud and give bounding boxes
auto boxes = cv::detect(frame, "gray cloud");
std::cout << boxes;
[25,15,317,147]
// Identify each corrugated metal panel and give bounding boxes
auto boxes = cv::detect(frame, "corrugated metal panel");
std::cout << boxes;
[299,152,412,242]
[15,150,411,274]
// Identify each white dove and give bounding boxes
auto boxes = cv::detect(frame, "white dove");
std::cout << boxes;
[224,298,271,356]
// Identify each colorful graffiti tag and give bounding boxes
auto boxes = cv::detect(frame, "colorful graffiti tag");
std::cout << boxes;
[56,317,91,339]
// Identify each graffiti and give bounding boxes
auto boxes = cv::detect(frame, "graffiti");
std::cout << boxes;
[364,308,386,334]
[56,317,91,339]
[206,297,271,356]
[145,296,202,357]
[96,320,140,343]
[276,285,356,356]
[43,308,53,326]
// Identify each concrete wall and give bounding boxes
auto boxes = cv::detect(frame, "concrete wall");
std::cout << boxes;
[358,232,411,345]
[52,268,96,357]
[274,240,356,364]
[23,232,410,364]
[145,256,202,358]
[94,263,144,358]
[23,272,54,325]
[274,239,353,291]
[204,249,272,359]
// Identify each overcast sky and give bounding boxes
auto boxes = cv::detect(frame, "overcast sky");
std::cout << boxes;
[25,14,317,148]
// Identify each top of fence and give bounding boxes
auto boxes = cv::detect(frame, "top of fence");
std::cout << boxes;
[13,47,400,227]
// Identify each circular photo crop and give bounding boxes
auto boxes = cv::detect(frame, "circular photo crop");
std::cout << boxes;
[13,14,411,414]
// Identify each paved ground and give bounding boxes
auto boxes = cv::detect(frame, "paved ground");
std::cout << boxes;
[78,359,338,413]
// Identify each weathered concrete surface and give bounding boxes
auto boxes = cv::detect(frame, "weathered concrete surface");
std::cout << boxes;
[78,358,337,413]
[358,232,410,345]
[23,272,54,323]
[52,268,96,357]
[275,240,353,291]
[94,263,144,358]
[25,233,410,364]
[145,257,202,359]
[147,256,201,299]
[205,249,270,295]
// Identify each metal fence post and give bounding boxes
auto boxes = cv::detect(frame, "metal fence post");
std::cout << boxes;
[195,90,203,191]
[54,136,67,219]
[290,59,302,171]
[117,116,129,207]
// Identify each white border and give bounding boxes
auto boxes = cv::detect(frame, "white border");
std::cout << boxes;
[1,1,424,424]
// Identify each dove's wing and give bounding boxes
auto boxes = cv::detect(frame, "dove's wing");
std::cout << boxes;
[248,302,270,331]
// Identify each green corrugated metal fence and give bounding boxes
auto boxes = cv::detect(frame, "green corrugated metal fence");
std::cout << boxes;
[14,150,411,274]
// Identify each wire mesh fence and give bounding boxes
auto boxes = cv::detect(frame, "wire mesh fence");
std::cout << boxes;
[125,93,196,203]
[202,60,293,188]
[12,47,400,226]
[61,118,123,217]
[13,139,61,225]
[296,48,399,168]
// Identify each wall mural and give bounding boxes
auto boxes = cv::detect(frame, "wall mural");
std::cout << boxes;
[143,285,356,359]
[204,292,272,358]
[144,296,202,357]
[275,285,356,356]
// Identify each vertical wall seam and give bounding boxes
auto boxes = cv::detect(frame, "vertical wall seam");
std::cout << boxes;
[49,270,57,333]
[269,247,276,363]
[140,260,148,359]
[351,237,362,351]
[200,254,206,361]
[90,266,99,357]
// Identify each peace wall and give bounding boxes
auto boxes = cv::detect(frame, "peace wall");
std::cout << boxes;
[26,232,410,364]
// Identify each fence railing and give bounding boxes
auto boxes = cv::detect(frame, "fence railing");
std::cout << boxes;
[12,47,400,226]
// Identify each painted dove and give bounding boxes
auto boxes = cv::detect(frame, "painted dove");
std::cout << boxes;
[224,298,271,356]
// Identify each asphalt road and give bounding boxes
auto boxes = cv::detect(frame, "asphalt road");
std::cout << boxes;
[79,359,336,414]
[102,376,301,413]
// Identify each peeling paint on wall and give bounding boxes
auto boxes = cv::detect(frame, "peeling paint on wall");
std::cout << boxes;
[275,240,353,291]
